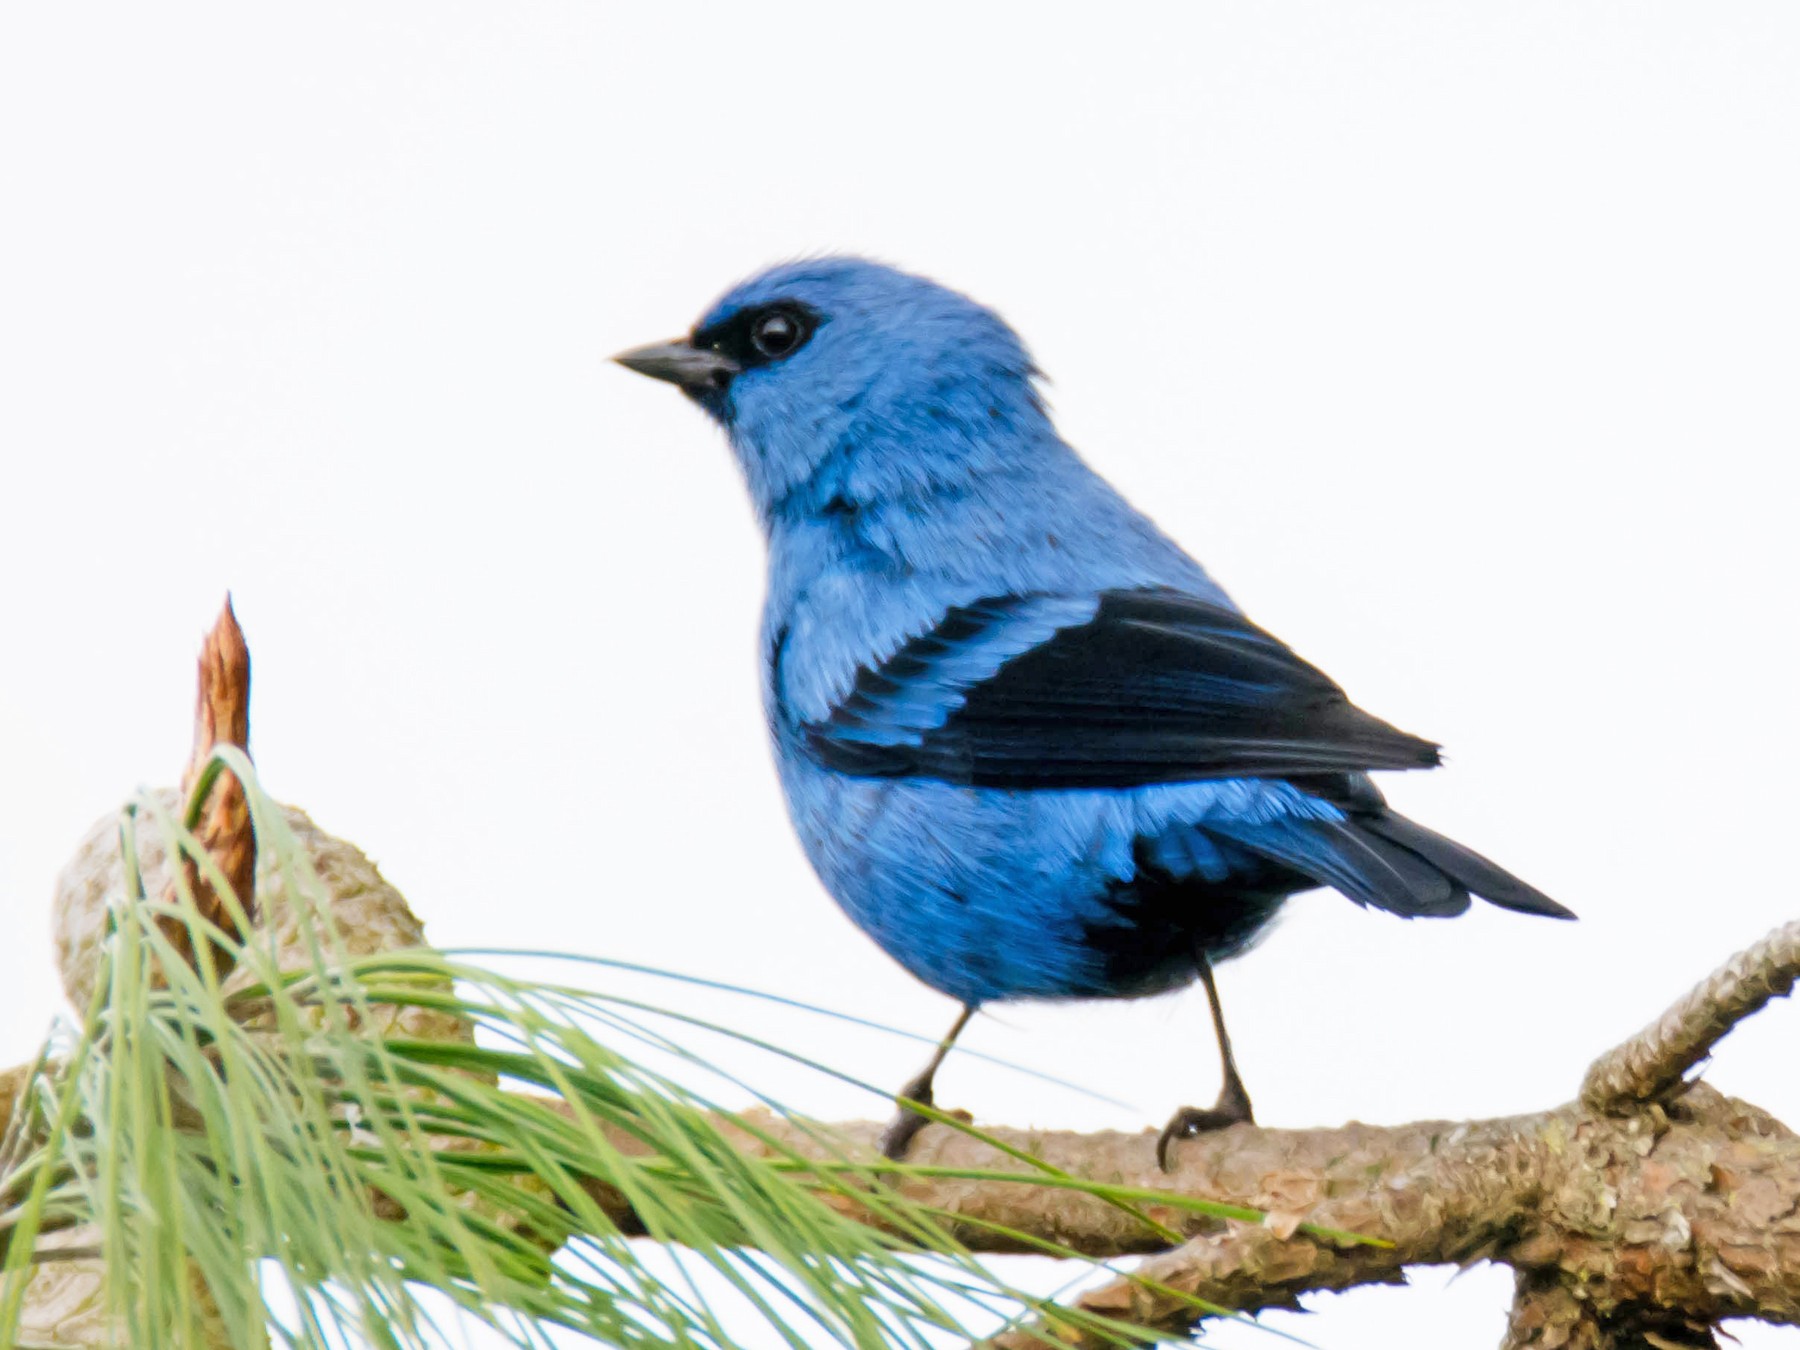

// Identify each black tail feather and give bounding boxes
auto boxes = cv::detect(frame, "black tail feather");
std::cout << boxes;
[1211,816,1472,918]
[1347,825,1474,917]
[1359,812,1575,920]
[1208,791,1571,922]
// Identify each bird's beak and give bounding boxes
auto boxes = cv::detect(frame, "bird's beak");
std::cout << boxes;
[612,339,740,394]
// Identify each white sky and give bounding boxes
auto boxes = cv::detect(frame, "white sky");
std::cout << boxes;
[2,4,1797,1347]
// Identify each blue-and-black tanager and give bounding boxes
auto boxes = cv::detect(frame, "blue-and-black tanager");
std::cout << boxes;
[616,257,1572,1167]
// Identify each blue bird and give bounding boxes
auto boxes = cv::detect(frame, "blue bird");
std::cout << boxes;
[616,257,1572,1166]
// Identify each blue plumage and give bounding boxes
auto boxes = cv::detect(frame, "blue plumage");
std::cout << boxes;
[617,257,1571,1163]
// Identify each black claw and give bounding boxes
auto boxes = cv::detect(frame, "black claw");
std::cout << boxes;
[879,1072,936,1161]
[878,1106,931,1161]
[1155,1083,1254,1171]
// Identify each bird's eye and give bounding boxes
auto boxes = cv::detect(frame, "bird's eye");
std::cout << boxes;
[750,307,810,360]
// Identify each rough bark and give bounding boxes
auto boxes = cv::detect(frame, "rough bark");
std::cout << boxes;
[11,609,1800,1349]
[1583,919,1800,1113]
[555,1039,1794,1350]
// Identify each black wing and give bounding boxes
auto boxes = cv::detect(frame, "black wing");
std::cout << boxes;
[804,589,1441,789]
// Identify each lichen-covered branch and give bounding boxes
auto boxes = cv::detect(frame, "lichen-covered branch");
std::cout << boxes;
[1582,918,1800,1113]
[13,605,1800,1349]
[30,828,1800,1350]
[935,1085,1798,1349]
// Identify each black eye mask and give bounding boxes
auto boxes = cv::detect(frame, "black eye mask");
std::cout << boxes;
[692,302,820,371]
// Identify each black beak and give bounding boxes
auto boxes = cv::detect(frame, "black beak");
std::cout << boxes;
[612,339,740,394]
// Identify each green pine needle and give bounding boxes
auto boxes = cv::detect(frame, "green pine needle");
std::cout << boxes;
[0,761,1270,1348]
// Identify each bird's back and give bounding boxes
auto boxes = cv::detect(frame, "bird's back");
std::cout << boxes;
[760,433,1230,732]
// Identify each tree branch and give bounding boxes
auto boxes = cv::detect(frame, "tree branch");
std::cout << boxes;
[1582,918,1800,1113]
[918,1085,1797,1348]
[19,604,1800,1349]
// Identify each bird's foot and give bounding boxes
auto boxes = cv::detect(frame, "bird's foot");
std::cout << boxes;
[1156,1079,1254,1171]
[878,1105,931,1161]
[878,1069,938,1161]
[877,1076,975,1160]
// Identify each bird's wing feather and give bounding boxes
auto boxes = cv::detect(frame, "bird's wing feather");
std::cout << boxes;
[803,589,1442,788]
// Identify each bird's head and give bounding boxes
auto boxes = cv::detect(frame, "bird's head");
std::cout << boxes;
[615,257,1051,521]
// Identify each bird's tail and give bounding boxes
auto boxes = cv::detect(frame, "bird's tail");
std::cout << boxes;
[1208,800,1574,922]
[1355,811,1573,918]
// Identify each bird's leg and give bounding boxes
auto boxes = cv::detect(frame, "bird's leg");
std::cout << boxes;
[1156,955,1255,1170]
[878,1004,975,1161]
